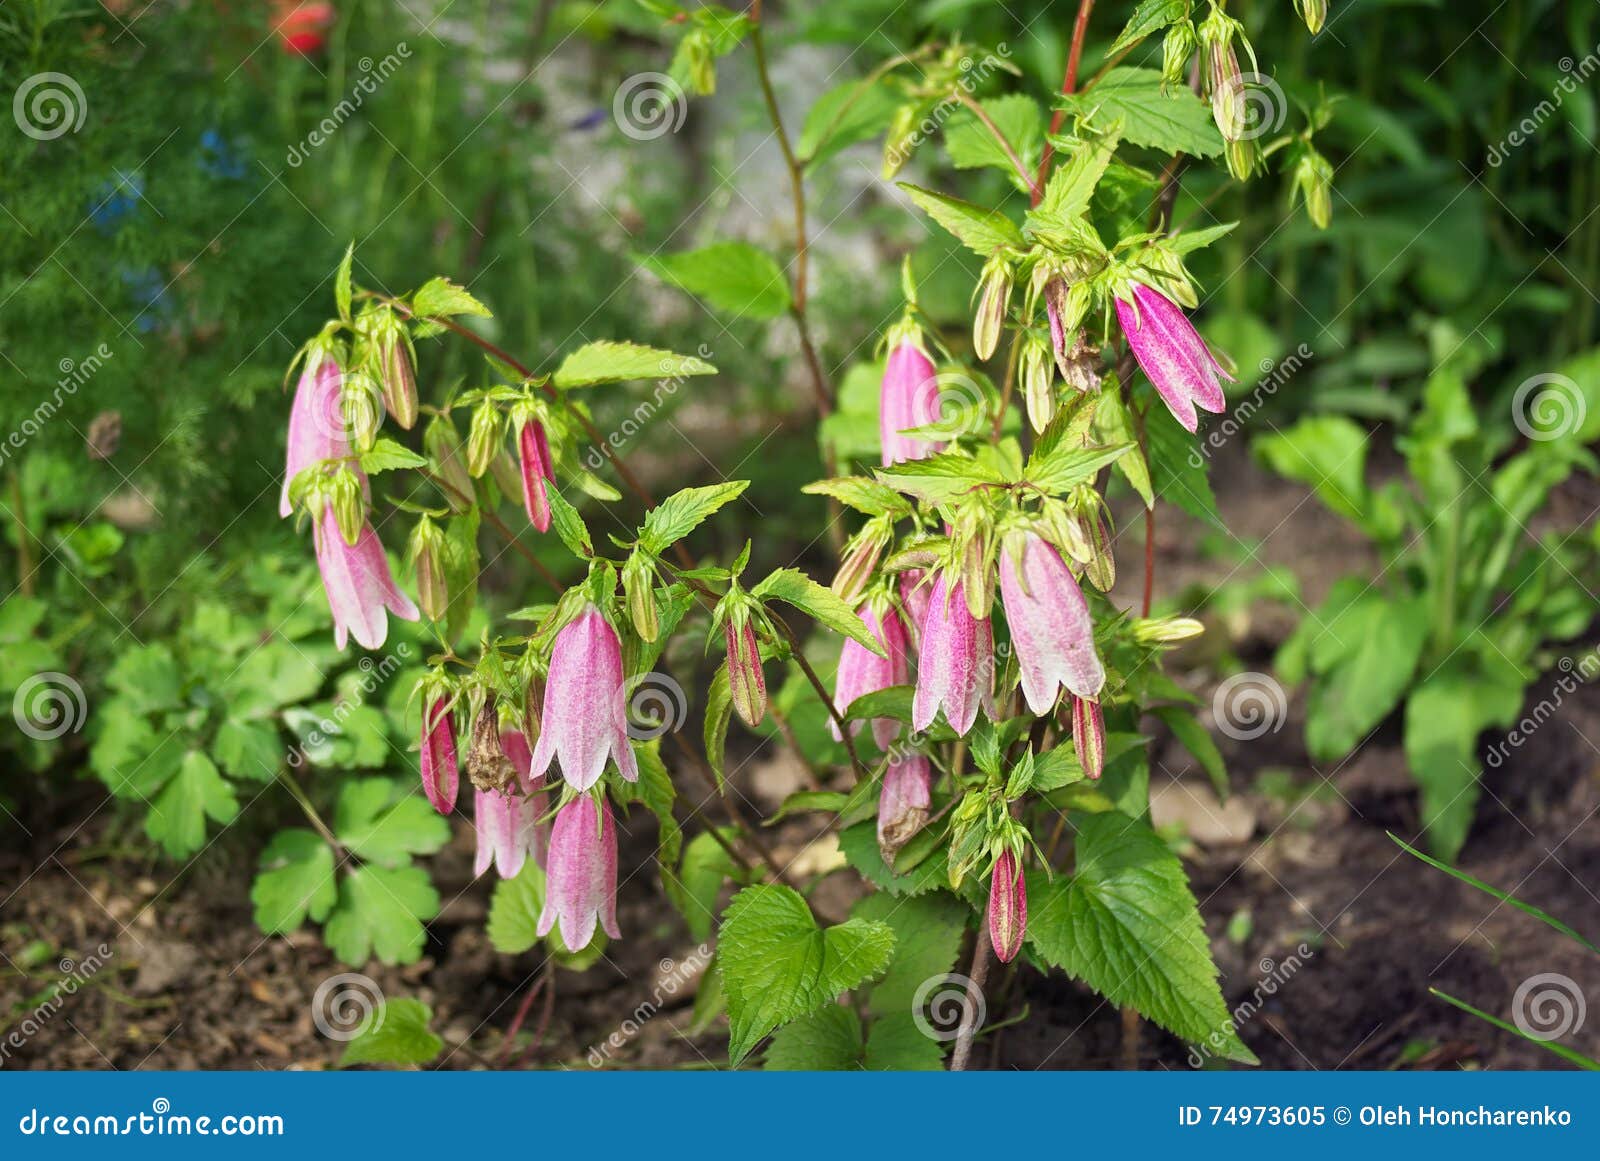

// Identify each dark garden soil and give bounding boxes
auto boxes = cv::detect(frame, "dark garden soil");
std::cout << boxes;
[4,444,1598,1071]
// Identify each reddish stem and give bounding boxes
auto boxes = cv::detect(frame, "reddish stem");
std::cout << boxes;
[1032,0,1097,205]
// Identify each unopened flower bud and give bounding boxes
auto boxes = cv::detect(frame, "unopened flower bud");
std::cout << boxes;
[988,850,1027,963]
[680,28,716,96]
[1292,146,1334,230]
[467,696,518,793]
[972,254,1013,361]
[424,415,474,510]
[1083,507,1115,592]
[725,612,767,728]
[882,104,921,180]
[1133,616,1205,644]
[1294,0,1326,35]
[1162,21,1197,89]
[1225,136,1260,182]
[623,552,659,643]
[343,375,382,452]
[1021,332,1056,434]
[329,467,365,546]
[408,515,449,621]
[1072,694,1106,781]
[374,313,418,429]
[466,400,504,479]
[1202,16,1246,141]
[833,518,891,603]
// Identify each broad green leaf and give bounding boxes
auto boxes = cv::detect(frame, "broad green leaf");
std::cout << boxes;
[106,644,182,715]
[1031,744,1088,791]
[553,341,716,389]
[801,476,911,518]
[865,1011,947,1070]
[324,864,440,966]
[335,778,451,868]
[359,438,428,474]
[753,568,886,656]
[1305,594,1429,762]
[1057,68,1224,157]
[224,642,326,715]
[1146,405,1220,524]
[486,860,547,954]
[798,78,902,169]
[612,741,684,914]
[1031,128,1120,228]
[213,719,282,781]
[1108,0,1188,55]
[704,662,734,790]
[1254,416,1373,527]
[670,830,739,941]
[1169,221,1239,254]
[853,892,966,1018]
[640,482,748,553]
[251,828,337,934]
[837,819,949,897]
[1028,811,1256,1063]
[1152,706,1229,800]
[641,242,792,320]
[874,450,1007,505]
[718,884,895,1064]
[898,183,1024,256]
[338,998,444,1068]
[412,276,492,319]
[1026,441,1133,495]
[944,95,1043,192]
[546,489,592,559]
[1094,387,1153,507]
[763,1005,863,1070]
[145,750,239,858]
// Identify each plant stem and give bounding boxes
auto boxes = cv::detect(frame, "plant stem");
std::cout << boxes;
[1032,0,1097,205]
[9,472,35,596]
[950,934,992,1070]
[953,89,1039,199]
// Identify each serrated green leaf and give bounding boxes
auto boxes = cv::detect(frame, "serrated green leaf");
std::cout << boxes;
[800,476,911,518]
[1057,68,1224,157]
[252,828,337,934]
[753,568,886,656]
[898,183,1024,256]
[865,1010,947,1070]
[106,644,182,715]
[546,488,592,558]
[553,340,716,389]
[1028,811,1255,1063]
[412,276,492,319]
[640,482,748,553]
[837,820,949,897]
[641,242,792,320]
[944,95,1043,192]
[335,778,451,868]
[1030,128,1120,228]
[213,719,282,781]
[719,884,896,1064]
[145,750,239,858]
[853,892,966,1018]
[486,859,547,954]
[337,998,444,1068]
[1168,221,1239,254]
[324,864,440,966]
[670,829,738,941]
[763,1005,863,1070]
[359,438,428,474]
[798,77,902,169]
[1108,0,1187,55]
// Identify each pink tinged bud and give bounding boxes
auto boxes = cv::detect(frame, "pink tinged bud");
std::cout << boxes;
[988,851,1027,963]
[725,618,767,728]
[912,574,992,737]
[472,787,542,880]
[281,358,347,517]
[518,419,555,532]
[313,507,419,651]
[879,340,944,467]
[530,605,639,791]
[999,533,1105,714]
[1072,695,1106,781]
[538,793,621,952]
[420,697,458,814]
[877,752,932,864]
[831,605,910,750]
[1114,284,1230,434]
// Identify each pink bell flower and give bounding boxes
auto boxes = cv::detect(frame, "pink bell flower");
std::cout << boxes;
[280,356,348,517]
[831,604,910,750]
[877,751,932,863]
[419,696,458,815]
[1114,283,1230,433]
[912,573,992,736]
[988,850,1027,963]
[898,568,931,647]
[313,506,419,650]
[999,532,1104,714]
[473,784,543,880]
[518,418,554,532]
[538,793,621,952]
[530,604,639,791]
[879,340,943,466]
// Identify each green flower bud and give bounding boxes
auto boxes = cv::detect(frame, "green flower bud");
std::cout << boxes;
[623,551,659,643]
[329,467,365,546]
[1162,21,1197,89]
[423,414,474,510]
[1021,331,1056,434]
[972,253,1013,362]
[408,515,448,621]
[465,400,504,479]
[882,104,921,181]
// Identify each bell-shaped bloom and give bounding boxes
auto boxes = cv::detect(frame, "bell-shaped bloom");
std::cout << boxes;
[538,793,620,952]
[473,786,542,880]
[1114,283,1230,433]
[420,697,458,814]
[898,568,931,646]
[912,573,991,736]
[280,357,347,517]
[531,605,638,791]
[879,340,943,467]
[314,507,419,650]
[832,605,910,750]
[502,728,550,865]
[877,752,932,863]
[999,532,1104,715]
[518,418,554,532]
[988,851,1027,963]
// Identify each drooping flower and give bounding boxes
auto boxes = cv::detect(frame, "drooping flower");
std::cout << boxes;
[538,793,621,952]
[999,531,1104,715]
[879,339,943,467]
[988,850,1027,963]
[832,603,910,750]
[912,573,992,736]
[473,786,542,880]
[419,696,458,814]
[313,506,419,650]
[280,356,347,517]
[517,417,554,532]
[530,604,638,791]
[877,752,932,864]
[1114,283,1230,433]
[502,727,549,865]
[725,613,768,728]
[898,568,931,646]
